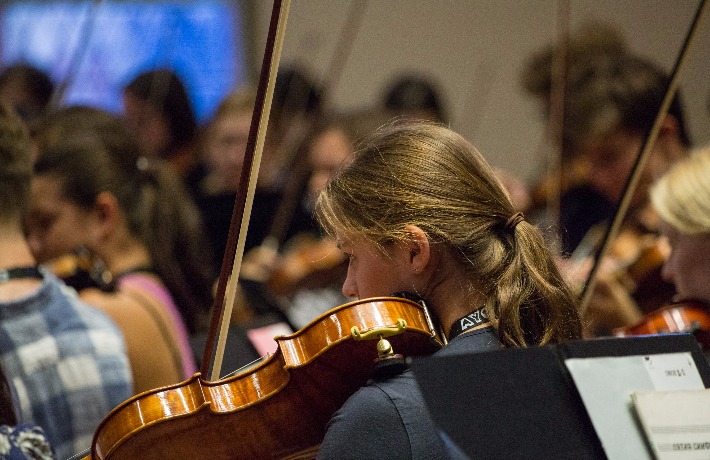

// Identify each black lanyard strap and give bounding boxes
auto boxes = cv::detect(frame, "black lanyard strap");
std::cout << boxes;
[0,266,43,284]
[449,307,490,340]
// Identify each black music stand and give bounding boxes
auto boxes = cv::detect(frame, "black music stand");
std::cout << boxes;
[411,333,710,460]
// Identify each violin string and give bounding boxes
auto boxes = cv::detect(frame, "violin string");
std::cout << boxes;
[220,355,268,379]
[67,448,90,460]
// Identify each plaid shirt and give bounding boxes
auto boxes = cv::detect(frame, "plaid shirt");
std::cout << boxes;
[0,272,133,459]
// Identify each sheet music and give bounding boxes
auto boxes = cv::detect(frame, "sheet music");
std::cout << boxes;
[632,389,710,460]
[565,352,705,460]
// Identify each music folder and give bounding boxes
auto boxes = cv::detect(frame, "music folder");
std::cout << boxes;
[411,333,710,460]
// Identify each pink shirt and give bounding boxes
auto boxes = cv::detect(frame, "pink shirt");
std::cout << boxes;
[117,273,197,378]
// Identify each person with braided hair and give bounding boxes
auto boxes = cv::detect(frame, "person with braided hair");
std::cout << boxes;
[314,120,581,459]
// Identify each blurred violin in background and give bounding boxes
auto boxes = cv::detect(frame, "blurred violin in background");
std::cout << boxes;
[563,221,677,338]
[605,227,676,315]
[613,298,710,350]
[241,234,346,299]
[43,247,114,292]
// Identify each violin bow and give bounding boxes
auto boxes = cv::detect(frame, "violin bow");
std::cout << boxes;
[578,0,708,314]
[546,0,570,252]
[48,0,103,109]
[260,0,369,252]
[201,0,292,380]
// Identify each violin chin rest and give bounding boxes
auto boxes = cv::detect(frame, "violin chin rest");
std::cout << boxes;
[371,353,407,381]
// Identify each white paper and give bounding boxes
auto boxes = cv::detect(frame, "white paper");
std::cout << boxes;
[642,354,704,390]
[632,389,710,460]
[565,352,705,460]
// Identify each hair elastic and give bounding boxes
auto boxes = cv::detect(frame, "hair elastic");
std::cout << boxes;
[136,156,149,171]
[504,212,524,232]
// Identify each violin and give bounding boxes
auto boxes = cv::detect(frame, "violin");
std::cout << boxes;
[241,234,347,299]
[88,296,443,459]
[605,228,676,315]
[612,298,710,349]
[267,236,347,297]
[619,235,676,315]
[43,248,113,292]
[566,225,676,337]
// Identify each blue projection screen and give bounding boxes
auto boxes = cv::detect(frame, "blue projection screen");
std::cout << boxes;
[0,1,246,122]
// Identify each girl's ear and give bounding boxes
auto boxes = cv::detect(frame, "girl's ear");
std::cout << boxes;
[658,114,679,142]
[658,114,689,160]
[91,191,121,239]
[403,224,431,273]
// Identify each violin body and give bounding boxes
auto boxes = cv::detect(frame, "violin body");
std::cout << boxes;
[267,235,347,297]
[44,250,113,292]
[613,299,710,349]
[90,297,443,459]
[609,229,675,315]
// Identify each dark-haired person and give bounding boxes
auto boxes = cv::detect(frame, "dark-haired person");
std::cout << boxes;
[382,74,447,123]
[0,63,54,124]
[26,108,214,394]
[0,103,131,459]
[123,68,206,198]
[522,25,691,256]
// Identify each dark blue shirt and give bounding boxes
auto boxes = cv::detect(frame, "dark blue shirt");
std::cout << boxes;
[317,327,501,459]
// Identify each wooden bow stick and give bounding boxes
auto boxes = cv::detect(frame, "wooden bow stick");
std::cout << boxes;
[201,0,292,381]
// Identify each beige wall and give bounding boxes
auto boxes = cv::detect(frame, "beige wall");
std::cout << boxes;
[246,0,710,184]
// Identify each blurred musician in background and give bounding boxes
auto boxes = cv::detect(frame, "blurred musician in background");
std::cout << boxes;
[193,82,323,327]
[0,103,132,459]
[26,107,214,393]
[241,113,356,328]
[123,68,206,200]
[381,73,448,123]
[240,107,407,329]
[650,145,710,307]
[195,85,260,271]
[521,23,692,337]
[196,67,324,268]
[0,63,54,126]
[522,23,691,255]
